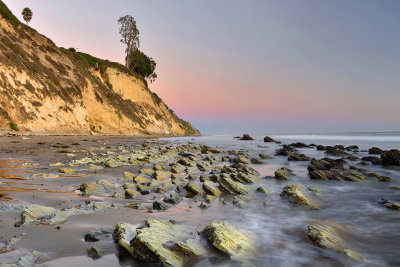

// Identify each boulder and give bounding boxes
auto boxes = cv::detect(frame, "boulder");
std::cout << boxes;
[263,136,276,142]
[21,204,57,224]
[219,177,250,195]
[280,184,312,206]
[80,179,113,196]
[308,223,362,260]
[369,147,383,155]
[250,158,264,164]
[274,167,292,180]
[202,220,255,261]
[275,145,295,156]
[361,156,382,165]
[289,142,309,148]
[381,149,400,166]
[203,181,222,196]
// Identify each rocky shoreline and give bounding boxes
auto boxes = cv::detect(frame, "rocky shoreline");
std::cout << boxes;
[0,134,399,266]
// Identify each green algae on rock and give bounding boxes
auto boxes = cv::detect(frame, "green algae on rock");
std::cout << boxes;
[280,184,312,207]
[274,167,292,180]
[308,223,362,261]
[202,220,255,261]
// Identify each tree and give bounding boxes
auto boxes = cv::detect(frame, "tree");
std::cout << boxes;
[118,15,140,68]
[22,7,32,25]
[128,49,157,83]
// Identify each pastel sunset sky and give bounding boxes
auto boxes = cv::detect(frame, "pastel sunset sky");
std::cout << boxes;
[4,0,400,134]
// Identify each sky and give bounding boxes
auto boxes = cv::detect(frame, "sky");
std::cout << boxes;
[3,0,400,134]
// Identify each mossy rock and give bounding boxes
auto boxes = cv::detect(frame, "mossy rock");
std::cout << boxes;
[203,181,222,196]
[80,179,113,196]
[280,184,312,206]
[219,177,251,195]
[186,182,205,195]
[202,220,255,261]
[274,167,292,180]
[21,205,57,224]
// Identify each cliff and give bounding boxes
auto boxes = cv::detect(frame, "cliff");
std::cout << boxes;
[0,1,199,136]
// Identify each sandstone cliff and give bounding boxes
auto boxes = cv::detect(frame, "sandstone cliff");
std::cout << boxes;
[0,1,199,136]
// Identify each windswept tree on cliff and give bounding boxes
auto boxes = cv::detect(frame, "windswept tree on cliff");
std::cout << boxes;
[118,15,140,68]
[22,7,32,25]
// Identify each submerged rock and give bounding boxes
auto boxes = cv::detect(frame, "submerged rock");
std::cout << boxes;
[287,152,310,161]
[202,220,255,261]
[250,158,264,164]
[85,226,115,242]
[219,177,250,195]
[275,145,295,156]
[308,223,362,260]
[369,147,383,155]
[309,169,365,182]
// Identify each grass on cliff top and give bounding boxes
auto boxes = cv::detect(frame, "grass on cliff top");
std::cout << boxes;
[60,47,148,87]
[0,0,21,26]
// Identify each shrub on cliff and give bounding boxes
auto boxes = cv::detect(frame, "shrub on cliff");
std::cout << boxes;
[9,121,19,131]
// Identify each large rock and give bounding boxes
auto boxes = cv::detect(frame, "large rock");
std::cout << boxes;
[202,220,255,261]
[310,169,365,182]
[21,205,57,224]
[219,177,250,195]
[80,179,113,196]
[240,134,254,141]
[381,149,400,166]
[130,218,199,266]
[280,184,312,206]
[274,167,292,180]
[308,223,362,260]
[263,136,276,142]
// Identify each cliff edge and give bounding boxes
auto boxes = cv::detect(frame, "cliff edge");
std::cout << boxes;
[0,1,199,136]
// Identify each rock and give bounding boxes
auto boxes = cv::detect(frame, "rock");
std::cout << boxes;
[361,156,382,165]
[287,153,310,161]
[274,167,292,180]
[59,168,75,174]
[80,179,113,196]
[275,145,295,156]
[219,177,251,195]
[87,246,103,259]
[259,153,270,159]
[49,162,64,167]
[345,145,359,151]
[186,182,205,195]
[88,164,103,170]
[256,186,270,195]
[280,184,312,206]
[376,176,393,182]
[240,134,254,141]
[13,251,41,266]
[325,146,349,157]
[30,173,59,179]
[21,204,58,224]
[139,168,155,176]
[153,201,170,211]
[163,193,182,204]
[0,236,21,253]
[308,223,362,260]
[113,223,140,255]
[85,226,115,242]
[123,171,135,180]
[203,181,222,196]
[263,136,276,142]
[200,145,221,154]
[130,218,198,266]
[250,158,264,164]
[153,170,172,180]
[135,176,149,184]
[125,187,140,199]
[381,149,400,166]
[308,158,345,172]
[289,142,309,148]
[316,145,327,151]
[369,147,383,155]
[205,195,216,203]
[199,202,210,209]
[202,220,254,261]
[232,195,250,208]
[310,169,365,182]
[379,199,400,210]
[232,157,249,164]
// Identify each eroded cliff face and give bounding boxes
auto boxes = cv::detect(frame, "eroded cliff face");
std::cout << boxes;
[0,5,199,136]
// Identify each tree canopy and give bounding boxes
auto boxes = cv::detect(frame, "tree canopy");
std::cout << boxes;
[22,7,32,24]
[128,49,157,83]
[118,15,140,68]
